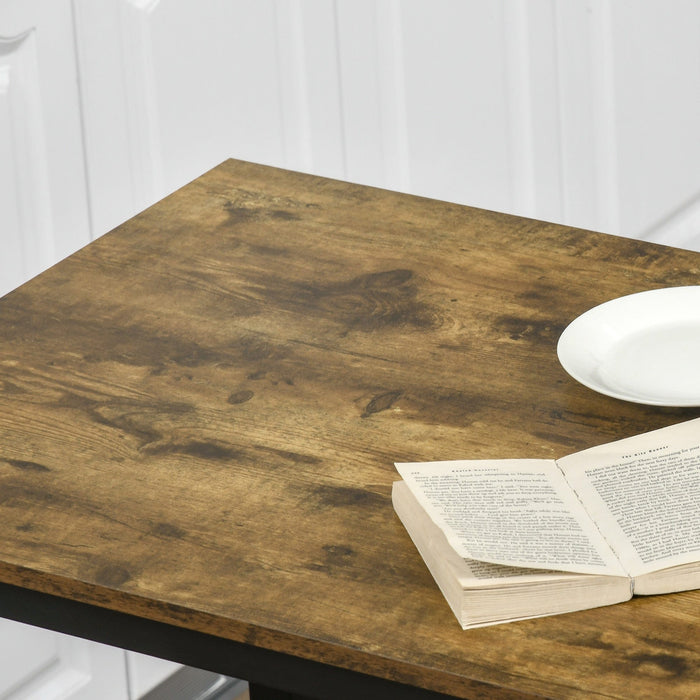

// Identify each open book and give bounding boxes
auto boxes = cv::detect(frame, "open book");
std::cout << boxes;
[393,417,700,629]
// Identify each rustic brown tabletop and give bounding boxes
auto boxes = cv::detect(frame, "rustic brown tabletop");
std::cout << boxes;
[0,159,698,699]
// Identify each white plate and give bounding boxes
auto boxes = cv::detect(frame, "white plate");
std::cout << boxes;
[557,286,700,406]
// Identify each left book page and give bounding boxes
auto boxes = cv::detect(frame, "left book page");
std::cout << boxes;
[394,459,626,576]
[392,480,631,628]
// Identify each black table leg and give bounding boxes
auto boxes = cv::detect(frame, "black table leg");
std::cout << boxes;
[249,683,313,700]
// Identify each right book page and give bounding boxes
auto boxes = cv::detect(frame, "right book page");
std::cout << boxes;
[556,417,700,586]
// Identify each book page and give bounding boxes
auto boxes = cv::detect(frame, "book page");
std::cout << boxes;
[557,417,700,577]
[395,459,626,576]
[392,481,571,586]
[392,480,631,629]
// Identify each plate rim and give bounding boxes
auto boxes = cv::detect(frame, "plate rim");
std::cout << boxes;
[557,286,700,406]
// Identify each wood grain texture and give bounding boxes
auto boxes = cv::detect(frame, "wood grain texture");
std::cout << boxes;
[0,159,698,699]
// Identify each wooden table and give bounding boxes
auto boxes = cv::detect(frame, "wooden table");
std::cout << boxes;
[0,159,698,699]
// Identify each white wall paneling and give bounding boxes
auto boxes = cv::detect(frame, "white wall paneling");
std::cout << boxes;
[7,0,700,296]
[336,0,411,191]
[118,0,165,208]
[586,0,621,236]
[0,0,90,291]
[332,0,382,183]
[516,1,564,226]
[552,0,617,234]
[608,0,700,249]
[374,0,411,192]
[399,1,511,210]
[0,31,35,297]
[75,0,287,236]
[278,0,345,179]
[502,0,539,219]
[73,0,167,234]
[0,618,129,699]
[144,0,284,188]
[69,0,700,251]
[125,651,182,699]
[73,0,161,236]
[527,0,700,247]
[274,0,406,187]
[273,0,314,173]
[0,0,90,297]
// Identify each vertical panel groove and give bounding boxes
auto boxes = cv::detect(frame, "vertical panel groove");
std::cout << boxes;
[0,28,55,291]
[271,0,289,170]
[274,0,313,171]
[588,0,620,234]
[551,0,622,234]
[503,0,536,216]
[331,0,348,179]
[116,0,164,209]
[375,0,410,191]
[551,1,571,224]
[69,0,96,240]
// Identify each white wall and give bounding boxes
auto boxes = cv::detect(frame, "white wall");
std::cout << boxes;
[78,0,700,248]
[3,0,700,300]
[0,0,91,296]
[78,0,700,246]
